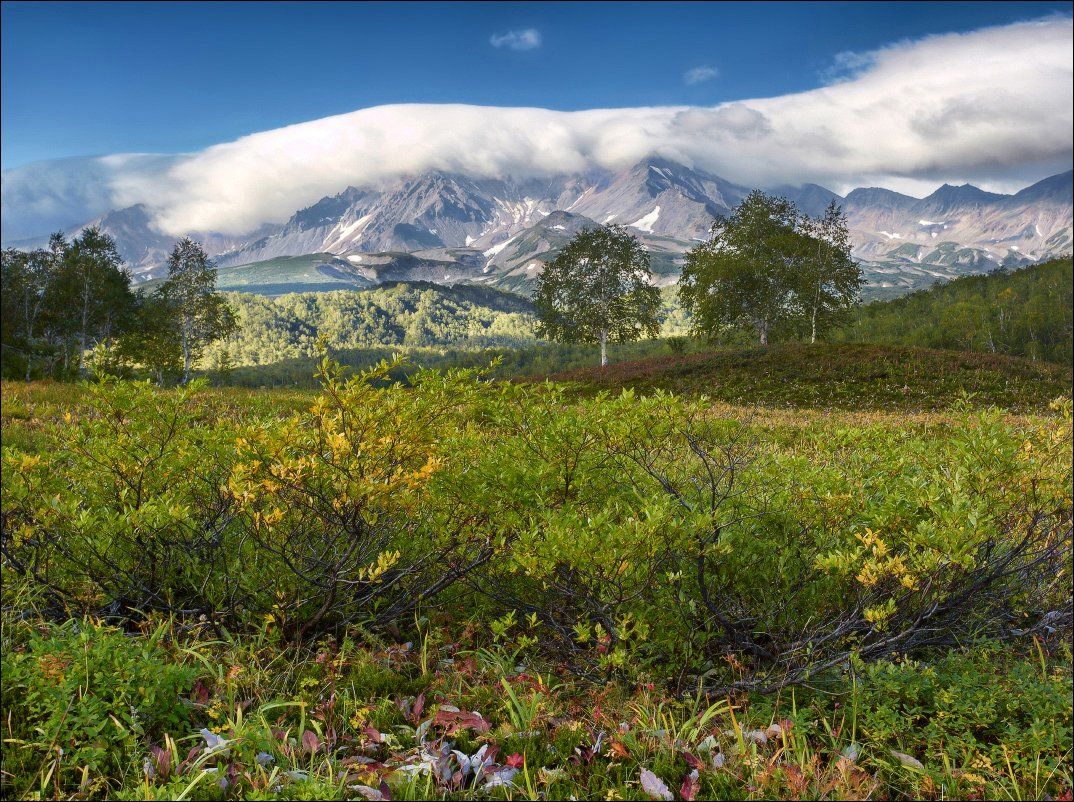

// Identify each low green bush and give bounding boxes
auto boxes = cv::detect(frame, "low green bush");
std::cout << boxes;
[0,616,194,797]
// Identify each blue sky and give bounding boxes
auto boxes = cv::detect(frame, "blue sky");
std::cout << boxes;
[2,1,1070,169]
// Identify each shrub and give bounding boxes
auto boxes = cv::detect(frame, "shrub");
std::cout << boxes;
[2,372,1070,689]
[856,646,1073,793]
[472,385,1073,691]
[1,376,241,623]
[225,355,497,640]
[1,358,500,640]
[666,335,688,355]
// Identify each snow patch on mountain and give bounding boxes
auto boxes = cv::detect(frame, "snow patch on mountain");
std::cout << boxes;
[484,235,517,258]
[629,206,661,233]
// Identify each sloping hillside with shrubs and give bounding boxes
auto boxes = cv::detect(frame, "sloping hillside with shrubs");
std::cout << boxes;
[835,257,1073,363]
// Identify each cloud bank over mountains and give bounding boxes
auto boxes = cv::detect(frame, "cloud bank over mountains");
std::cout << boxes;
[2,16,1070,240]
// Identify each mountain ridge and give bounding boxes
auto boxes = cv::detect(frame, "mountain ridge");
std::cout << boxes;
[8,160,1071,299]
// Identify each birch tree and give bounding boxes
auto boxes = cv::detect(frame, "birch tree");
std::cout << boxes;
[158,238,235,384]
[533,225,660,367]
[0,247,55,379]
[679,191,801,346]
[63,227,135,373]
[797,201,862,343]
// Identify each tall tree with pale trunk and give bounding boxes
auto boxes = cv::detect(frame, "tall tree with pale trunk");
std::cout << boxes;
[63,227,136,373]
[159,238,235,384]
[798,201,862,344]
[679,191,801,346]
[533,225,660,367]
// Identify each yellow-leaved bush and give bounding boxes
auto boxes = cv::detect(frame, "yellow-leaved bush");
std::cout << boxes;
[225,355,497,639]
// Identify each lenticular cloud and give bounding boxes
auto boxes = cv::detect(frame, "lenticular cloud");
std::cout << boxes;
[2,16,1071,239]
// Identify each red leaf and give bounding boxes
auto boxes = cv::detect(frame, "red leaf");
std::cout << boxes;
[301,730,321,754]
[432,707,490,735]
[149,745,171,779]
[682,751,704,770]
[680,769,700,801]
[506,753,525,769]
[411,693,425,725]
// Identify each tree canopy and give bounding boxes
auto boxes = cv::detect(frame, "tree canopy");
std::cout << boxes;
[533,225,661,366]
[1,228,136,379]
[151,238,236,384]
[834,257,1072,364]
[679,191,862,345]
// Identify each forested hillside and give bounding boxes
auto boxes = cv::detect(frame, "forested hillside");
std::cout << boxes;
[835,257,1072,363]
[208,281,537,366]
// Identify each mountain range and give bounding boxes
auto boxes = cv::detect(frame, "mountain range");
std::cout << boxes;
[8,159,1072,299]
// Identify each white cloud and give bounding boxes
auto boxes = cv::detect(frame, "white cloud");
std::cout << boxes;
[683,65,718,85]
[2,16,1070,239]
[490,28,541,51]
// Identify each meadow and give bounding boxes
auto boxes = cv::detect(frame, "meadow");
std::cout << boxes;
[1,343,1071,801]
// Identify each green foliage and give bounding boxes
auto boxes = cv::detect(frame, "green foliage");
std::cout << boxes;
[1,376,243,619]
[203,281,537,370]
[0,615,194,797]
[1,228,136,380]
[227,355,497,639]
[2,595,1069,800]
[534,225,661,365]
[835,257,1073,364]
[666,335,688,355]
[1,359,501,641]
[213,337,689,389]
[115,291,187,384]
[797,201,864,343]
[1,354,1071,800]
[856,647,1073,772]
[155,238,237,384]
[680,191,863,345]
[545,342,1072,412]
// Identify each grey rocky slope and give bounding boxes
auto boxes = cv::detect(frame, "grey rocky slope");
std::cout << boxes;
[11,161,1071,298]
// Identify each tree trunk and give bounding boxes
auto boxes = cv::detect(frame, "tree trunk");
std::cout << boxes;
[181,321,192,385]
[599,329,608,367]
[79,280,89,375]
[759,322,769,346]
[23,292,33,381]
[811,306,818,345]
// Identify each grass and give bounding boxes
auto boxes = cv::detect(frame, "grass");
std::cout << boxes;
[542,342,1073,412]
[2,607,1069,801]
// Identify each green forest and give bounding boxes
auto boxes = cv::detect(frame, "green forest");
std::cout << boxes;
[834,257,1072,363]
[212,258,1072,389]
[206,282,538,367]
